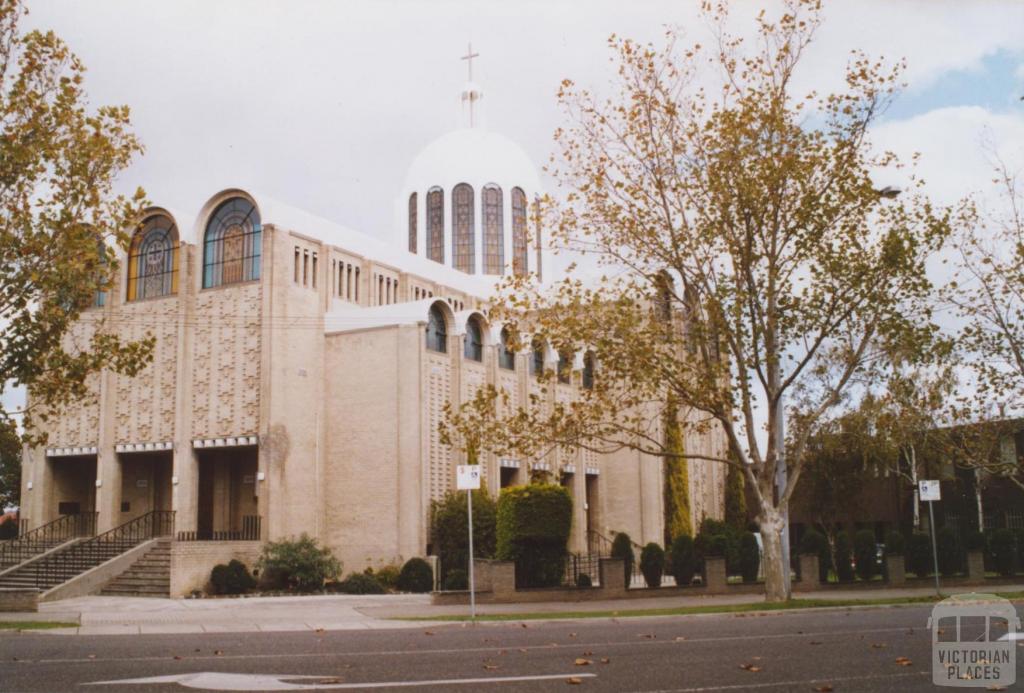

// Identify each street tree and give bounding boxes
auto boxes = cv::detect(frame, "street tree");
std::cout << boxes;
[0,419,20,510]
[0,0,152,442]
[441,0,961,601]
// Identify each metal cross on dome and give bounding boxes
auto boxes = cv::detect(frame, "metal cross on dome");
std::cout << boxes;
[461,43,479,81]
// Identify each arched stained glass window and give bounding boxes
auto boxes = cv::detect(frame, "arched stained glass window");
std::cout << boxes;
[512,187,528,276]
[482,184,503,274]
[127,215,178,301]
[202,197,261,288]
[557,350,572,384]
[453,183,475,274]
[408,192,417,254]
[498,327,515,370]
[427,187,444,264]
[464,316,483,362]
[530,338,545,378]
[426,304,447,353]
[582,352,595,390]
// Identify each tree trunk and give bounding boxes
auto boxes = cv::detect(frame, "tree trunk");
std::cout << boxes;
[910,445,920,530]
[974,468,984,531]
[757,505,790,602]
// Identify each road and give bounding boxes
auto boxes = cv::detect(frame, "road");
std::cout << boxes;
[1,605,1020,692]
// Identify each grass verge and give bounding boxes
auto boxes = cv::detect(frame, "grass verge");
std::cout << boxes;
[0,621,78,630]
[397,591,1024,622]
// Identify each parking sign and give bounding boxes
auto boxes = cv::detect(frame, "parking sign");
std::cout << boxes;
[457,465,481,490]
[920,479,941,502]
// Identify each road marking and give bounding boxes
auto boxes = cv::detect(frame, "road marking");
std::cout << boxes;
[628,669,928,692]
[11,626,914,665]
[85,671,598,690]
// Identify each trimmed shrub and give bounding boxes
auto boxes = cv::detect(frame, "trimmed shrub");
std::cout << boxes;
[431,488,497,582]
[739,532,760,583]
[397,557,433,593]
[210,559,256,595]
[907,532,933,577]
[668,534,698,586]
[965,530,986,553]
[884,531,905,556]
[834,531,854,582]
[990,528,1017,577]
[936,527,961,577]
[333,572,385,595]
[365,564,400,590]
[256,535,340,592]
[695,518,741,575]
[611,532,635,587]
[496,484,573,588]
[442,569,468,591]
[798,529,830,582]
[639,543,665,588]
[0,519,17,540]
[853,530,877,581]
[577,573,592,588]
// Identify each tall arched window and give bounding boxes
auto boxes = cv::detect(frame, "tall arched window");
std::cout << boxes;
[530,338,545,378]
[427,187,444,264]
[408,192,417,254]
[498,327,516,370]
[453,183,474,274]
[482,184,503,274]
[202,197,261,288]
[582,352,595,390]
[512,187,528,276]
[127,215,178,301]
[557,350,572,384]
[464,316,483,362]
[426,304,447,353]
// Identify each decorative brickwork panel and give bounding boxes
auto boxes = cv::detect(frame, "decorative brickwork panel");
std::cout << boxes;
[497,371,518,415]
[191,284,261,439]
[47,321,100,447]
[113,298,179,444]
[427,357,452,504]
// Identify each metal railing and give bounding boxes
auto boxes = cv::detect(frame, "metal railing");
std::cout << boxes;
[176,515,261,542]
[0,513,97,569]
[30,510,174,590]
[564,552,602,587]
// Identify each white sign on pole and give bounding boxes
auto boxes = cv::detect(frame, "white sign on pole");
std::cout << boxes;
[457,464,482,490]
[919,479,941,502]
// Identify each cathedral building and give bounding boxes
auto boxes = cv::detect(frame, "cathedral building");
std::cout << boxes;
[16,65,726,596]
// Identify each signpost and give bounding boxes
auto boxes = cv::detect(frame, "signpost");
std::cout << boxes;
[456,464,481,620]
[919,479,942,596]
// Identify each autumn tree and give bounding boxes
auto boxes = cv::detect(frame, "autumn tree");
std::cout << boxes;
[442,0,960,601]
[0,0,151,442]
[0,419,20,510]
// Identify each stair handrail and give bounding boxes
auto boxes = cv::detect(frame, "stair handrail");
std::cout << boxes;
[31,510,175,590]
[0,512,97,567]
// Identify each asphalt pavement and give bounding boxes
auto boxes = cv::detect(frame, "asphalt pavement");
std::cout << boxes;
[4,603,1020,692]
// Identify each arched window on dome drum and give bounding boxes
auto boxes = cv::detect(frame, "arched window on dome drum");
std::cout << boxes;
[512,187,528,276]
[408,192,417,254]
[582,352,595,390]
[498,327,516,370]
[127,215,178,301]
[427,187,444,264]
[530,337,545,378]
[426,304,447,353]
[452,183,475,274]
[202,197,261,288]
[557,350,572,384]
[482,184,504,274]
[464,316,483,362]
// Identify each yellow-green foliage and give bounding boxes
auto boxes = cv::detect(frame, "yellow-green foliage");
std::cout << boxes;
[496,484,573,587]
[724,463,747,530]
[663,401,692,544]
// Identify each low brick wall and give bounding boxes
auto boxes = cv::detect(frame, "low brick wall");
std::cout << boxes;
[170,541,262,597]
[0,588,38,612]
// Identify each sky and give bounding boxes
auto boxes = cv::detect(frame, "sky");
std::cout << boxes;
[3,0,1024,420]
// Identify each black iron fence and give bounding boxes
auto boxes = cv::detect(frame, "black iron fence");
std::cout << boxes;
[176,515,261,542]
[0,512,97,569]
[563,552,602,587]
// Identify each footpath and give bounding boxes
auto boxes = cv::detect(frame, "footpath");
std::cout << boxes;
[1,583,1021,636]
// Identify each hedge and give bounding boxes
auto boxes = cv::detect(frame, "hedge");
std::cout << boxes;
[990,528,1017,577]
[611,532,635,587]
[431,488,497,582]
[936,527,961,577]
[496,484,573,588]
[798,529,830,582]
[639,543,665,588]
[210,559,256,595]
[906,532,933,577]
[739,532,760,583]
[884,531,905,556]
[332,572,385,594]
[397,557,433,593]
[834,531,854,582]
[668,534,698,586]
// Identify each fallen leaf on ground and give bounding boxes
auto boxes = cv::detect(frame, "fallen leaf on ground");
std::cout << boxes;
[674,636,687,642]
[424,631,434,636]
[814,686,834,692]
[871,643,887,649]
[895,657,912,666]
[173,656,182,660]
[569,632,577,638]
[483,664,499,670]
[566,677,583,685]
[575,658,592,666]
[520,623,528,628]
[315,628,324,633]
[87,655,96,659]
[581,650,593,656]
[214,650,223,656]
[518,648,527,653]
[639,634,655,639]
[739,663,761,672]
[600,657,610,664]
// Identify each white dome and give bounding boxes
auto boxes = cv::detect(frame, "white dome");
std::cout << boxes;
[401,127,541,195]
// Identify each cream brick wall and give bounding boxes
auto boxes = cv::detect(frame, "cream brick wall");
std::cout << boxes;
[170,541,262,597]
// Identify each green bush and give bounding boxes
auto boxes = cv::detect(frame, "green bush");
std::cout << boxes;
[798,529,830,582]
[668,534,698,586]
[907,532,933,577]
[965,530,986,553]
[442,568,468,591]
[739,532,760,583]
[496,484,573,588]
[332,572,385,595]
[396,557,434,593]
[695,518,741,575]
[576,573,592,588]
[365,564,400,590]
[834,531,854,582]
[884,531,905,556]
[0,519,17,540]
[431,488,497,582]
[639,543,665,588]
[936,527,961,577]
[610,532,635,587]
[990,528,1017,577]
[256,535,340,592]
[209,559,256,595]
[853,530,877,581]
